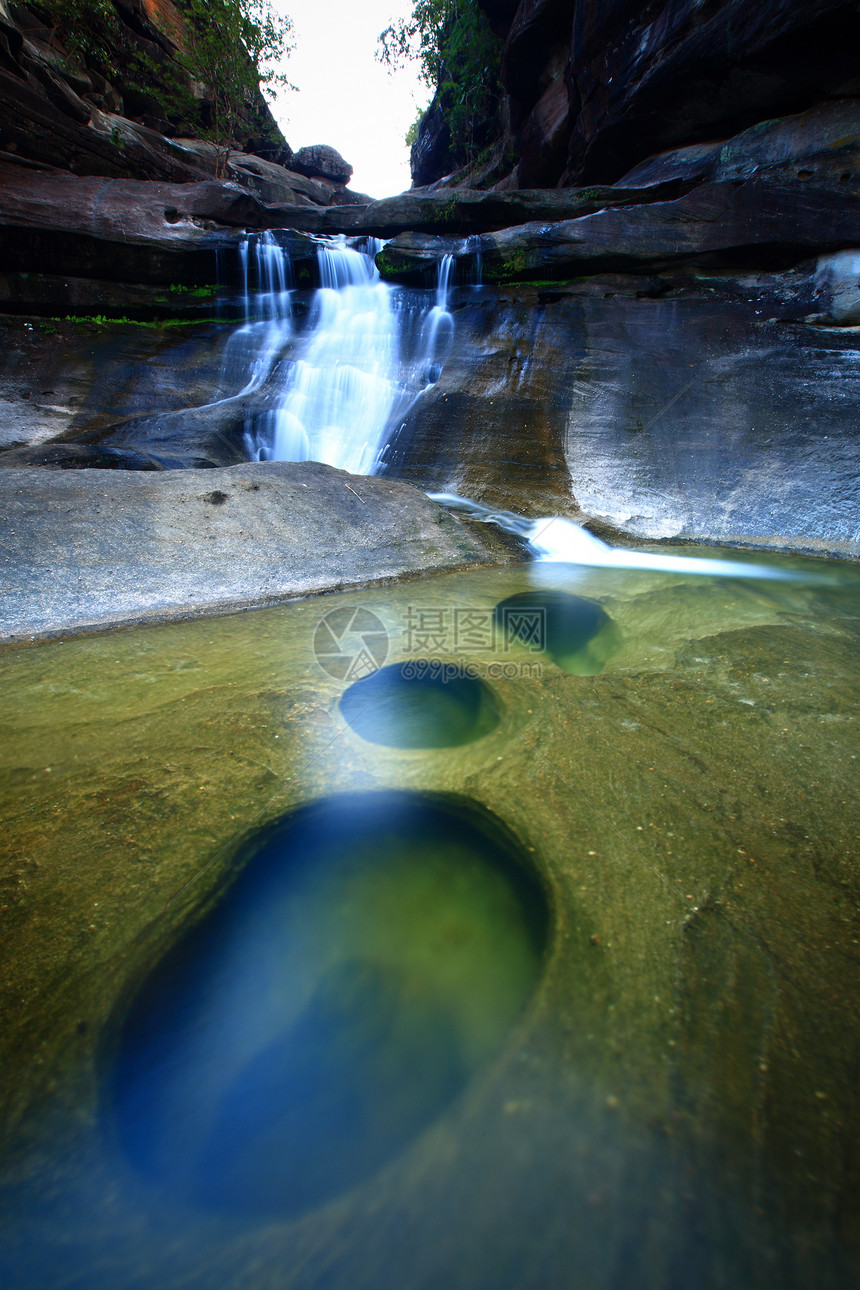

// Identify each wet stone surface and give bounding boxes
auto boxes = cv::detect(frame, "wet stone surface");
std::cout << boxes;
[0,555,857,1290]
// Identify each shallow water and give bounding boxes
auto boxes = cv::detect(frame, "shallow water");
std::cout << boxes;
[0,550,857,1290]
[114,792,545,1219]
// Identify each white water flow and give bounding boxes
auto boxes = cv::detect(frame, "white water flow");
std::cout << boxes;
[242,237,454,476]
[428,493,815,580]
[218,232,294,400]
[230,242,808,582]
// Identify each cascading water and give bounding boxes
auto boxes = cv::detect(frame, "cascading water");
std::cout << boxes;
[218,231,294,400]
[428,493,815,580]
[240,235,454,476]
[228,240,803,583]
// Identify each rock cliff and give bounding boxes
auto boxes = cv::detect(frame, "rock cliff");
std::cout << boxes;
[0,0,857,576]
[413,0,860,190]
[0,2,361,197]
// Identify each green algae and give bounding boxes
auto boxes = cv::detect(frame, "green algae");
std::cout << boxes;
[0,553,857,1289]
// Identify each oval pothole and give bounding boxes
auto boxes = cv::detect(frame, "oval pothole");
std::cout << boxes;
[495,590,621,675]
[339,663,500,747]
[111,792,548,1220]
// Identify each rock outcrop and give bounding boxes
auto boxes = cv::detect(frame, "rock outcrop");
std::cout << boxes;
[375,275,860,557]
[0,161,329,312]
[376,175,860,284]
[413,0,860,190]
[0,1,360,205]
[0,459,520,641]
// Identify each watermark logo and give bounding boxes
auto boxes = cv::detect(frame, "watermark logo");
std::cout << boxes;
[313,604,546,682]
[313,607,389,681]
[403,606,545,654]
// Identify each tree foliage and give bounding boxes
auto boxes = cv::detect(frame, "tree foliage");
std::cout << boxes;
[173,0,294,154]
[36,0,122,64]
[378,1,503,165]
[33,0,293,168]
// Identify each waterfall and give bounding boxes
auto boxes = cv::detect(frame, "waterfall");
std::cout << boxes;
[241,236,455,477]
[218,231,294,401]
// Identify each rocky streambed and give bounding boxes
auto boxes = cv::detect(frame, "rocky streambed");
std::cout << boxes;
[0,3,858,1283]
[1,557,858,1290]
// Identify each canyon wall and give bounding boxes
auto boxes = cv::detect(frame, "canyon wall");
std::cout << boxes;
[413,0,860,189]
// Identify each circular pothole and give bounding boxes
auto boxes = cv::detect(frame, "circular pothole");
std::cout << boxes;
[339,663,500,747]
[495,590,621,675]
[111,792,547,1220]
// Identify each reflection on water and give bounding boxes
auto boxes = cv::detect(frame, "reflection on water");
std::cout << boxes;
[339,665,500,747]
[113,792,546,1219]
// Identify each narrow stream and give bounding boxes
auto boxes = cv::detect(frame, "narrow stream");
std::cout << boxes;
[0,234,857,1290]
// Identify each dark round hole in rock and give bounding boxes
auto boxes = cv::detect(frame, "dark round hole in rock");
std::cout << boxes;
[495,590,621,675]
[339,663,500,747]
[110,792,547,1222]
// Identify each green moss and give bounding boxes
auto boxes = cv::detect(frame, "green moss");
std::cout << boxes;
[167,284,220,299]
[483,247,535,283]
[57,315,226,330]
[436,197,460,225]
[374,249,397,275]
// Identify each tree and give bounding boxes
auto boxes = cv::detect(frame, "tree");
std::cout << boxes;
[174,0,294,173]
[377,1,502,168]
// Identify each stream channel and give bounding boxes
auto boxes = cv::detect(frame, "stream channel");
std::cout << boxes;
[0,237,858,1290]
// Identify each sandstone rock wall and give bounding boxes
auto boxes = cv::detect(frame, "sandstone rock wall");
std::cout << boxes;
[415,0,860,189]
[0,2,362,206]
[377,277,860,558]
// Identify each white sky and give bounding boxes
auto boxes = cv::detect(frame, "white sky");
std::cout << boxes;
[267,1,429,199]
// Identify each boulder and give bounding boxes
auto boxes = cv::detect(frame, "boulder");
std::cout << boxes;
[290,144,353,184]
[60,394,254,470]
[170,139,342,206]
[814,249,860,324]
[0,460,520,641]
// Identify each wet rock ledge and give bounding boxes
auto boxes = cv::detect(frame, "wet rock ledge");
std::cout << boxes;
[0,460,520,643]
